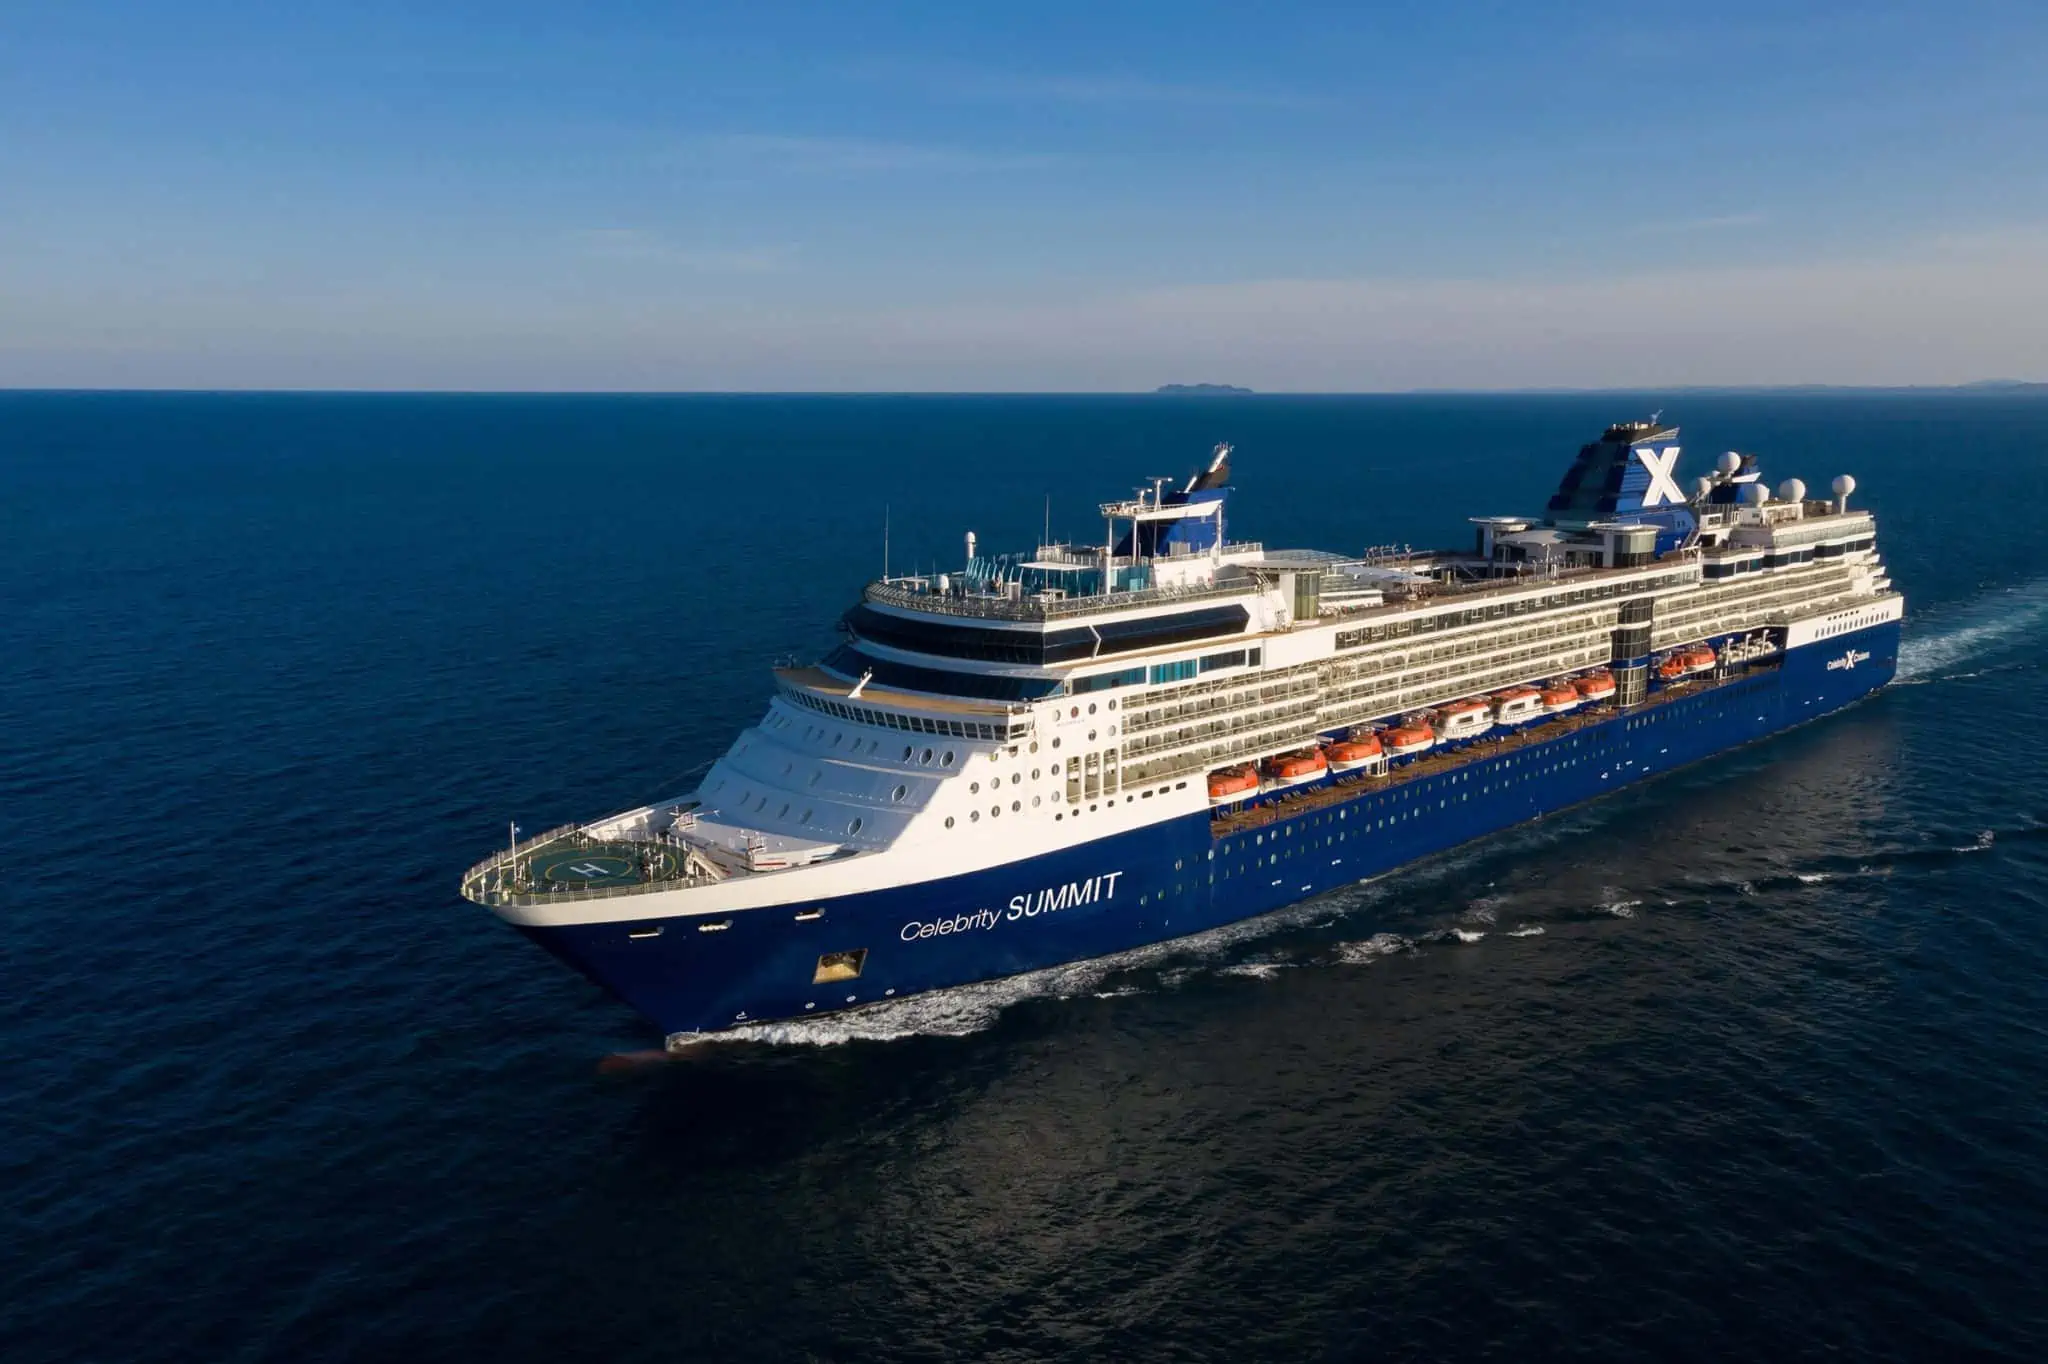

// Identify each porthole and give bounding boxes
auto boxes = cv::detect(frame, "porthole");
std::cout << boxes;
[991,806,1001,818]
[921,748,934,764]
[1052,738,1061,749]
[945,816,955,828]
[1011,773,1021,785]
[971,810,981,822]
[832,734,843,747]
[1088,730,1097,741]
[801,808,812,822]
[1070,706,1080,718]
[809,772,821,787]
[1032,768,1041,780]
[848,816,864,835]
[891,784,908,802]
[1088,703,1097,714]
[1029,741,1039,753]
[1052,791,1062,802]
[971,781,980,794]
[1032,796,1041,807]
[902,745,914,760]
[1107,699,1117,710]
[942,751,956,767]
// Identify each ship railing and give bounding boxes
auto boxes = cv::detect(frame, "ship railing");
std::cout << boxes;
[459,820,732,907]
[465,874,727,909]
[863,576,1259,622]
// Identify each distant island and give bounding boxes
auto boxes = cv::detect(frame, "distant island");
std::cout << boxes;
[1155,383,1254,395]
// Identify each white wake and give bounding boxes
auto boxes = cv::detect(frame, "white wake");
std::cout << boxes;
[1897,578,2048,681]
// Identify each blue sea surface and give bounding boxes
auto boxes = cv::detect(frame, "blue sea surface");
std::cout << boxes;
[5,392,2047,1362]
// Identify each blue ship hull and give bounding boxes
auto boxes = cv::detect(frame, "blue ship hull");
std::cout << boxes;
[523,621,1900,1041]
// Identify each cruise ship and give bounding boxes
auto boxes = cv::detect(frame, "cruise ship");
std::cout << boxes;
[461,421,1904,1046]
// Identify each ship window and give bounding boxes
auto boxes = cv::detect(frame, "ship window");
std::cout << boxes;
[1012,801,1020,812]
[943,751,956,766]
[991,806,1001,817]
[922,748,934,764]
[848,817,865,835]
[891,784,908,802]
[971,811,980,822]
[813,949,867,983]
[971,782,980,793]
[945,816,955,828]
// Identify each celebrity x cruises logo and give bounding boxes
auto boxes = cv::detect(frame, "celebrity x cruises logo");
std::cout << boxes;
[1637,447,1686,507]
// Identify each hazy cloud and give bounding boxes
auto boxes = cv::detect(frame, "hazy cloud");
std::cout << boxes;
[567,229,789,273]
[1632,211,1769,234]
[6,226,2045,392]
[847,59,1335,110]
[672,133,1060,174]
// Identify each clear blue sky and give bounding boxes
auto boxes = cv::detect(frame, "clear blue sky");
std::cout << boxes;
[4,1,2045,390]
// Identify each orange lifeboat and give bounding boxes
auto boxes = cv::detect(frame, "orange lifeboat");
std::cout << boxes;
[1385,719,1436,758]
[1680,645,1718,674]
[1264,748,1328,784]
[1656,654,1688,681]
[1207,764,1259,804]
[1325,730,1384,771]
[1541,683,1581,714]
[1574,670,1617,701]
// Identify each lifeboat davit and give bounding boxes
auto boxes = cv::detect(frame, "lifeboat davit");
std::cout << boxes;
[1324,730,1385,772]
[1264,748,1328,785]
[1384,720,1436,758]
[1574,670,1617,702]
[1491,686,1544,726]
[1541,683,1581,714]
[1437,698,1493,742]
[1680,645,1718,675]
[1207,764,1259,804]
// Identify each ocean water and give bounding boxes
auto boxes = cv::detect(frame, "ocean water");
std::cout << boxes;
[5,392,2047,1363]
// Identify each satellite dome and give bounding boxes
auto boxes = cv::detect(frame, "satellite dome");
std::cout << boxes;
[1778,478,1807,504]
[1831,474,1856,498]
[1740,482,1768,505]
[1693,475,1715,501]
[1717,452,1742,475]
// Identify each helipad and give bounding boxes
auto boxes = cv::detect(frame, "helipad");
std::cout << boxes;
[526,841,680,890]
